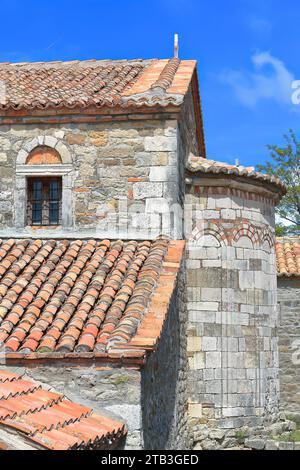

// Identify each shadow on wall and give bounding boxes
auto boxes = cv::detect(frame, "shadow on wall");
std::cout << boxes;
[141,270,187,450]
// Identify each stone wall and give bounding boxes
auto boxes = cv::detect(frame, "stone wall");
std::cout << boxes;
[278,277,300,414]
[142,261,190,450]
[185,181,280,447]
[0,118,181,239]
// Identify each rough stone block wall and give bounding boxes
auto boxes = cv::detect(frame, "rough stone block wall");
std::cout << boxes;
[0,118,183,239]
[278,278,300,414]
[141,261,190,450]
[185,186,279,443]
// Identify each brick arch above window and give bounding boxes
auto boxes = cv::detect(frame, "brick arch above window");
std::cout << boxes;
[17,136,72,165]
[26,146,62,165]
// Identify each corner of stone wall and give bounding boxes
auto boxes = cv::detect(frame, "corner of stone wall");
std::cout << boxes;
[141,256,192,450]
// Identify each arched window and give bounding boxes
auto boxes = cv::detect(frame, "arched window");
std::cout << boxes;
[25,147,63,226]
[15,138,74,232]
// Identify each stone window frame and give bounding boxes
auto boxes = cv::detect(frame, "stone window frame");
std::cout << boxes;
[15,136,74,230]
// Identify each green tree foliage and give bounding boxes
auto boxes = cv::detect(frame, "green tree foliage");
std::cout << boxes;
[257,129,300,236]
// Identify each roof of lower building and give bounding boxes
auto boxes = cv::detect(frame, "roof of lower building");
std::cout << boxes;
[276,237,300,277]
[0,369,126,450]
[0,58,195,111]
[186,155,286,196]
[0,238,184,361]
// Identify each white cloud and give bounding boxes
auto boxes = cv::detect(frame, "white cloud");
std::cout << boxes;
[221,52,294,107]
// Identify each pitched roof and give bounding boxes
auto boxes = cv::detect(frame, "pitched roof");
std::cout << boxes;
[0,370,125,450]
[186,155,286,196]
[0,238,184,359]
[276,237,300,277]
[0,58,196,111]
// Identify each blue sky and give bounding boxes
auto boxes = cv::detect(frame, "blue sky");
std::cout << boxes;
[0,0,299,167]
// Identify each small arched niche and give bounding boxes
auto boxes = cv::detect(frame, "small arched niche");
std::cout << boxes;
[236,235,254,249]
[198,234,221,248]
[26,146,62,165]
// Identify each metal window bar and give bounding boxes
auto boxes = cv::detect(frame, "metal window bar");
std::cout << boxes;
[27,177,62,226]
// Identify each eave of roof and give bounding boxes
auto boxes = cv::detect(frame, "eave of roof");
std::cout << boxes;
[0,239,185,365]
[186,155,287,197]
[0,57,206,158]
[0,370,126,450]
[0,58,194,111]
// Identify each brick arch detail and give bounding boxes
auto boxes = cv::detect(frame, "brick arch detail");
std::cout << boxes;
[26,146,62,165]
[261,227,275,252]
[230,222,260,247]
[203,222,228,246]
[189,221,228,247]
[17,136,72,165]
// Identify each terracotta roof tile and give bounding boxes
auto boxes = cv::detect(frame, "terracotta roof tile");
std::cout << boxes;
[276,237,300,277]
[0,370,126,450]
[0,238,184,357]
[0,58,196,111]
[187,154,286,195]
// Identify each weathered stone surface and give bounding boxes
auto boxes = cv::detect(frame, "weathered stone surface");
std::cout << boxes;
[133,182,163,200]
[201,439,219,450]
[89,130,108,147]
[245,439,266,450]
[144,136,177,152]
[193,443,203,450]
[66,133,86,145]
[278,277,300,414]
[222,438,238,448]
[265,440,279,450]
[278,442,295,450]
[209,429,225,441]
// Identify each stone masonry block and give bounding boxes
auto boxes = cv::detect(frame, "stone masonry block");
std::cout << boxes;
[187,337,202,352]
[187,268,239,289]
[188,311,216,324]
[145,198,169,214]
[133,182,163,200]
[149,166,177,182]
[204,380,222,394]
[202,337,217,351]
[201,288,222,302]
[206,352,222,369]
[188,301,219,312]
[221,209,236,220]
[188,403,203,419]
[144,136,177,152]
[189,352,205,370]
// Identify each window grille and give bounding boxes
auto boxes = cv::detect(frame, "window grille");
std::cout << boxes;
[27,177,62,226]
